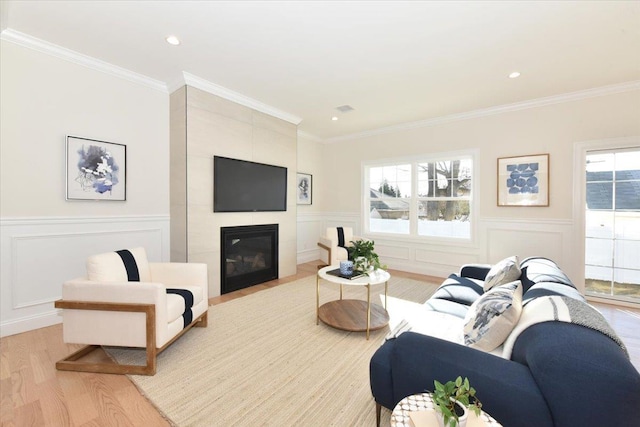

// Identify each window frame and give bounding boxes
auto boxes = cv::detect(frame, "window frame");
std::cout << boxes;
[362,149,478,247]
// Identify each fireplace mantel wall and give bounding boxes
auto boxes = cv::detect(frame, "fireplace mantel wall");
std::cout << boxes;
[170,86,298,297]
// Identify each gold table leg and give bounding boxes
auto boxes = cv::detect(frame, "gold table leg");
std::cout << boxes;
[384,280,388,309]
[316,273,320,325]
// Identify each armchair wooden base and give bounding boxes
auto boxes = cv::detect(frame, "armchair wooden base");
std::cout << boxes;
[54,299,208,376]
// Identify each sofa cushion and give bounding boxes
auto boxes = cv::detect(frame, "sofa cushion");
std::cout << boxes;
[464,280,523,351]
[166,292,186,324]
[430,274,484,306]
[522,282,585,305]
[484,256,521,291]
[86,247,151,282]
[519,257,573,292]
[423,298,470,319]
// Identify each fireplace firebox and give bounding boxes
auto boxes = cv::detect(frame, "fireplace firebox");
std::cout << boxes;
[220,224,278,294]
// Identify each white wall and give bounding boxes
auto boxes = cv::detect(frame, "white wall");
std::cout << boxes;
[296,89,640,288]
[296,134,327,263]
[0,39,170,336]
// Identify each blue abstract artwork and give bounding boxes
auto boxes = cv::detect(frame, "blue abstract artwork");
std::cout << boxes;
[75,145,120,194]
[506,162,539,194]
[498,154,548,206]
[66,136,126,201]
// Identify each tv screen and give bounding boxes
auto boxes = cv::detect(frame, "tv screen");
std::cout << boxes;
[214,156,287,212]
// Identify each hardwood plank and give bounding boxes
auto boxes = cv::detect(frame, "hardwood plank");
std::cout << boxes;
[12,400,45,427]
[34,378,72,427]
[0,338,10,381]
[83,374,134,427]
[65,390,99,427]
[0,377,15,425]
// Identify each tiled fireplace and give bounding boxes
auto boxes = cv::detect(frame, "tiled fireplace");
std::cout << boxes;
[220,224,279,294]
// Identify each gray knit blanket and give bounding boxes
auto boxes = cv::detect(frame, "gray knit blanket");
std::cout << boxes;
[502,296,628,359]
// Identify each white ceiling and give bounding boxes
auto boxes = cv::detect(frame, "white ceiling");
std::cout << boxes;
[2,1,639,141]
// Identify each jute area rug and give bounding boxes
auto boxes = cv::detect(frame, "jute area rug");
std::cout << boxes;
[108,275,439,427]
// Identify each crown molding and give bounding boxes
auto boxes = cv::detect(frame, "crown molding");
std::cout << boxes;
[325,80,640,143]
[0,28,168,93]
[181,72,302,125]
[182,72,302,125]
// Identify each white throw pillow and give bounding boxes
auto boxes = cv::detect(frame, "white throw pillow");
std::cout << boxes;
[463,280,523,352]
[483,256,521,291]
[86,247,151,282]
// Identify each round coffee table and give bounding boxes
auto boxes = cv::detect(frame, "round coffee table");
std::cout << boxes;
[316,265,390,339]
[391,393,502,427]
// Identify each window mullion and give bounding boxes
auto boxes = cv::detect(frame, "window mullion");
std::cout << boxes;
[410,162,418,236]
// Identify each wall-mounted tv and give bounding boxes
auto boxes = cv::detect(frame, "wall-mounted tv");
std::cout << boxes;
[214,156,287,212]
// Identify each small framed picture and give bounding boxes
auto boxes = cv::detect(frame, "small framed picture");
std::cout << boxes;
[296,172,312,205]
[497,154,549,207]
[66,135,127,201]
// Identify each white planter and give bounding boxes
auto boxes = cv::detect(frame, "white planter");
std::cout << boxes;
[435,400,468,427]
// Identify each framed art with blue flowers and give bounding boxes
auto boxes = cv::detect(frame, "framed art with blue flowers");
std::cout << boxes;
[66,135,126,201]
[497,153,549,206]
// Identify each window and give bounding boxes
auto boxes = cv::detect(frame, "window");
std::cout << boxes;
[364,152,474,240]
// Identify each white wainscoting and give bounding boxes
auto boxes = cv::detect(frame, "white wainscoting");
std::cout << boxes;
[479,217,578,290]
[0,215,170,337]
[297,212,576,284]
[296,212,324,264]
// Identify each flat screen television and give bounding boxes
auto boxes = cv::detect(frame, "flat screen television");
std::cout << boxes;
[214,156,287,212]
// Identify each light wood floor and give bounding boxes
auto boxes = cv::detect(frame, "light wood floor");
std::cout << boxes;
[1,261,638,426]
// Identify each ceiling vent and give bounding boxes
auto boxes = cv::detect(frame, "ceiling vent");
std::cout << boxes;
[336,105,355,113]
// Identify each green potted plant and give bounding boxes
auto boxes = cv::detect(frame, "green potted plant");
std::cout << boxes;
[348,239,386,273]
[431,376,482,427]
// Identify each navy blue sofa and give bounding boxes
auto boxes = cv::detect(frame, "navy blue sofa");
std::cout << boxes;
[370,257,640,427]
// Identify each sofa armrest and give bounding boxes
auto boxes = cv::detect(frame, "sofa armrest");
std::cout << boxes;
[60,278,169,347]
[389,332,553,427]
[149,262,207,292]
[62,278,165,304]
[459,264,491,281]
[512,322,640,427]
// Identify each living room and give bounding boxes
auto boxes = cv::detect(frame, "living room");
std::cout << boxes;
[1,1,639,426]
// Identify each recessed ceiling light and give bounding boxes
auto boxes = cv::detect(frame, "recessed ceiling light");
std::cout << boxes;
[509,71,521,79]
[331,116,339,121]
[166,35,181,46]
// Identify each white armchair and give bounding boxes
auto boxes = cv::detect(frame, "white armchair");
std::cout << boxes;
[55,247,208,375]
[317,227,364,266]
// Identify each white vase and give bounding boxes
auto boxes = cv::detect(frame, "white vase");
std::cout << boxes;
[434,401,468,427]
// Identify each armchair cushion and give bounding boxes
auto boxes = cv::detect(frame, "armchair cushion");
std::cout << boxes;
[166,287,201,327]
[86,247,151,282]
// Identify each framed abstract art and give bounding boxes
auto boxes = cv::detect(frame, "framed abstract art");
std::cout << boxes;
[497,153,549,207]
[66,135,126,201]
[296,172,312,205]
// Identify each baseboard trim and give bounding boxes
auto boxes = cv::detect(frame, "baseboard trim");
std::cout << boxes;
[1,309,61,337]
